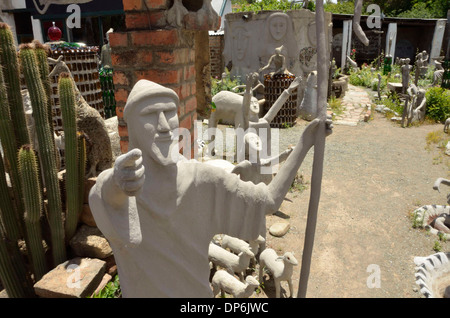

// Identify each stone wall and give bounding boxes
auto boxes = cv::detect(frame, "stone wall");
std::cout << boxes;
[110,0,220,156]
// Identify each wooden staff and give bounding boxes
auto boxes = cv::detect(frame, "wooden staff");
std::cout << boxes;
[297,0,328,298]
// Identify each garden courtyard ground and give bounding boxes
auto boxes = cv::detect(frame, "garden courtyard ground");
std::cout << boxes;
[250,86,450,298]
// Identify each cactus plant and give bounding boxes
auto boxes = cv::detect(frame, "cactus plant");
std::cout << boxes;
[0,153,34,298]
[77,132,87,216]
[0,55,24,240]
[0,23,30,148]
[18,145,48,281]
[19,43,66,266]
[58,73,80,241]
[0,225,35,298]
[33,40,55,139]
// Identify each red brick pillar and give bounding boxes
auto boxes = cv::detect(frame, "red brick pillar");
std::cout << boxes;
[110,0,219,156]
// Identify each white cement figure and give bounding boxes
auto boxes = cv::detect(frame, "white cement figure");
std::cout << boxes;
[259,46,292,76]
[231,133,294,185]
[221,234,265,257]
[346,55,359,72]
[400,58,412,94]
[211,270,259,298]
[89,79,332,297]
[258,248,298,298]
[298,71,318,121]
[242,75,302,157]
[352,0,369,46]
[232,72,265,98]
[208,242,254,282]
[166,0,188,28]
[444,118,450,134]
[100,28,113,69]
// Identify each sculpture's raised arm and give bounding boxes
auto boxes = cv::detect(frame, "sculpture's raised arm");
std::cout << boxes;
[263,76,302,124]
[265,117,332,213]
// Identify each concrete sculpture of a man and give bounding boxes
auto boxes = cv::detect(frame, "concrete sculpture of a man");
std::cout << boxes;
[89,80,332,297]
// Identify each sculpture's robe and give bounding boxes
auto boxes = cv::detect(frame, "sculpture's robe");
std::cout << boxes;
[89,159,273,297]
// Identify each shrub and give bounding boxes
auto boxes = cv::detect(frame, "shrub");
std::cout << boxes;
[425,87,450,123]
[211,69,242,97]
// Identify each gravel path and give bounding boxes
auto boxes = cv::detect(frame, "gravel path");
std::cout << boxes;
[263,111,450,298]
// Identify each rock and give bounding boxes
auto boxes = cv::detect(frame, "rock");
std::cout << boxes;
[0,289,8,298]
[83,177,97,204]
[69,225,112,259]
[269,222,290,237]
[104,116,121,161]
[91,273,112,297]
[387,82,403,94]
[445,141,450,156]
[34,257,106,298]
[80,204,96,227]
[103,255,118,277]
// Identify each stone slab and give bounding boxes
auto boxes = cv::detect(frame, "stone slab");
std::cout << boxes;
[34,257,106,298]
[387,82,403,94]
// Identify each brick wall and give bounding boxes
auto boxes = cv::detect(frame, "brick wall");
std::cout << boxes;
[209,34,224,79]
[111,0,219,156]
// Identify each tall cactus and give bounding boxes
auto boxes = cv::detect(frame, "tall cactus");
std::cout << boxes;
[18,145,48,281]
[33,40,55,139]
[77,132,87,218]
[19,43,66,267]
[0,225,35,298]
[0,152,34,297]
[58,73,79,241]
[0,23,30,148]
[0,57,24,240]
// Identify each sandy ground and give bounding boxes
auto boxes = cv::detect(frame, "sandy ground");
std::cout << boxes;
[252,112,450,298]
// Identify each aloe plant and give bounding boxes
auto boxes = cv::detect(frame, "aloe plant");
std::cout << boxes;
[19,43,66,266]
[18,145,48,281]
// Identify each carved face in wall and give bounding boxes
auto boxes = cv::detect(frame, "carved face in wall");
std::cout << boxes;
[233,26,249,61]
[268,14,288,41]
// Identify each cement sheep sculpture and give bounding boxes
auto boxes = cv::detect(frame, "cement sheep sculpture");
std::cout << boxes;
[208,242,254,282]
[258,248,298,298]
[211,270,259,298]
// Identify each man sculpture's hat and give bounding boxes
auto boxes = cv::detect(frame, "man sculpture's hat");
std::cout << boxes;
[123,80,180,123]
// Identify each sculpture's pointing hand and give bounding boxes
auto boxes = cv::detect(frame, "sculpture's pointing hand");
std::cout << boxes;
[114,148,145,197]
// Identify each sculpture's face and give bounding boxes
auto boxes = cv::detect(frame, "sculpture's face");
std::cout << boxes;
[245,133,263,153]
[269,16,287,41]
[233,27,249,61]
[133,96,180,166]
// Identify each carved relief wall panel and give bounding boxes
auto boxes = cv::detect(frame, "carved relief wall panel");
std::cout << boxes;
[223,9,332,81]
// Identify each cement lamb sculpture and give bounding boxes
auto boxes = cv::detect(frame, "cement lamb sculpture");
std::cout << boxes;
[48,56,113,177]
[259,248,298,298]
[211,270,260,298]
[221,234,265,256]
[208,242,254,282]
